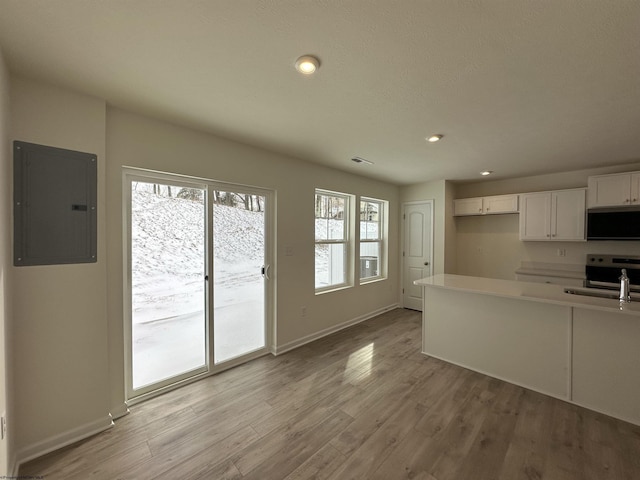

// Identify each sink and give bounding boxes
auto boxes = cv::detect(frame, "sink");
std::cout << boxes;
[563,288,639,301]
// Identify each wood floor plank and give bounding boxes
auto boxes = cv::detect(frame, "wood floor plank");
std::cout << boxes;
[146,395,271,457]
[282,443,347,480]
[154,426,260,480]
[249,378,361,437]
[234,387,359,475]
[447,382,525,479]
[413,368,481,438]
[240,410,354,480]
[368,427,436,480]
[497,389,554,480]
[542,403,589,480]
[182,459,243,480]
[330,390,411,458]
[326,401,429,479]
[65,442,152,480]
[371,376,496,479]
[420,377,499,478]
[18,308,640,480]
[113,425,260,480]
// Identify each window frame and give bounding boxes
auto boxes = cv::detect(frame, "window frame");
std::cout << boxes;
[314,189,353,293]
[359,196,387,284]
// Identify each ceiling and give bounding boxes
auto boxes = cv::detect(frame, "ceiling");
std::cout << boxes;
[0,1,639,185]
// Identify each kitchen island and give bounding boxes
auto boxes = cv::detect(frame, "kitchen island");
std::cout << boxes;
[415,274,640,426]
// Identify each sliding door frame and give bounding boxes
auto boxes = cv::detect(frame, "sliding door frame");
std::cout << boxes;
[123,167,275,405]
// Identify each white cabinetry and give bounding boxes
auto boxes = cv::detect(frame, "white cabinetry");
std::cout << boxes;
[588,172,640,207]
[519,189,586,241]
[453,197,483,216]
[454,194,518,216]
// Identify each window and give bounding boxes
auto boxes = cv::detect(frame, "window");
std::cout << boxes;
[360,197,386,282]
[315,190,351,291]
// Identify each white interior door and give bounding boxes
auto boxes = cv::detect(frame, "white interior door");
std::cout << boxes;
[403,201,433,311]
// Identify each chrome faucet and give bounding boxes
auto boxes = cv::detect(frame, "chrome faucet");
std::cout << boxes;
[619,268,631,303]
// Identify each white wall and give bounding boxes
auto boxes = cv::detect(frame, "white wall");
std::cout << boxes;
[454,165,640,280]
[0,47,12,477]
[10,77,110,462]
[105,109,401,415]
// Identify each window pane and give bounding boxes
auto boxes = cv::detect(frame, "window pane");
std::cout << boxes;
[360,200,380,240]
[360,242,380,279]
[131,181,206,389]
[316,194,345,240]
[315,243,346,288]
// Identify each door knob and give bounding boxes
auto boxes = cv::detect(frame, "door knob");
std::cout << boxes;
[424,262,429,266]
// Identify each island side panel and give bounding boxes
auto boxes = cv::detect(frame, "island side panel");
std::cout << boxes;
[572,308,640,426]
[422,287,570,399]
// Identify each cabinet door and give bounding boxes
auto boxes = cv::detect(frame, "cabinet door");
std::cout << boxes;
[483,194,518,215]
[588,174,631,207]
[631,173,640,205]
[519,193,551,240]
[551,189,585,241]
[453,197,483,216]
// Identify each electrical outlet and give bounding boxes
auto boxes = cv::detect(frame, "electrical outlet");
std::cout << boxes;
[557,248,567,257]
[301,306,307,317]
[1,414,6,440]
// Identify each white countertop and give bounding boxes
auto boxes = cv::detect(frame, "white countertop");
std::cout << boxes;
[415,274,640,316]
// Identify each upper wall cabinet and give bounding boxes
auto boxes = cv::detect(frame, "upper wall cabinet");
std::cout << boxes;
[454,194,519,216]
[588,172,640,208]
[519,188,586,241]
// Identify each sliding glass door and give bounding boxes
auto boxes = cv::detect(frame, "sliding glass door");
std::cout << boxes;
[212,190,267,364]
[125,171,272,401]
[129,179,208,393]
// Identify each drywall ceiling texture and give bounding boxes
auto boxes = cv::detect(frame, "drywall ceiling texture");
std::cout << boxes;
[0,1,639,185]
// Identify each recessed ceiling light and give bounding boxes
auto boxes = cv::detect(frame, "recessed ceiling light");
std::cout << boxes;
[480,171,493,176]
[295,55,320,75]
[352,156,374,165]
[427,134,443,143]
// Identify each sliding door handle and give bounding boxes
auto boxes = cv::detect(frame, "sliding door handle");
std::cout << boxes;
[261,265,271,280]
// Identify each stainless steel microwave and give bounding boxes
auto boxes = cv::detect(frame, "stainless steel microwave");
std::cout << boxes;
[587,206,640,240]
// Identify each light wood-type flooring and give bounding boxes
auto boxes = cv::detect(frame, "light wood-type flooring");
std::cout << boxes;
[20,308,640,479]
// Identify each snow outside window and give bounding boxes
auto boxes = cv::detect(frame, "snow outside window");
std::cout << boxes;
[360,198,386,282]
[315,190,350,291]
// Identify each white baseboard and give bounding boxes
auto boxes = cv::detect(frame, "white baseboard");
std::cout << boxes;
[15,414,113,471]
[274,304,399,355]
[9,453,18,478]
[110,403,130,420]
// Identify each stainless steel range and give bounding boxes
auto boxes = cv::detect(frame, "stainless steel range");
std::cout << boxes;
[585,254,640,292]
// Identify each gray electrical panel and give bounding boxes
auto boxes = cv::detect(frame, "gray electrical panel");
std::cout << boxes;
[14,141,97,266]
